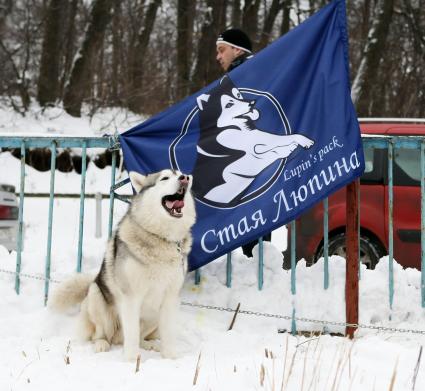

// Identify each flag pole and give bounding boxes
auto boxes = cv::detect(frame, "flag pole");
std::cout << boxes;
[345,179,359,338]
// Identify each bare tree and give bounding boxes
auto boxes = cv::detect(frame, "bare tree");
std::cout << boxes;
[0,0,40,112]
[0,0,423,119]
[59,0,78,99]
[280,0,292,35]
[360,0,372,43]
[111,0,123,103]
[127,0,162,113]
[0,0,13,35]
[401,0,425,60]
[397,0,425,117]
[259,0,283,49]
[63,0,114,117]
[191,0,227,92]
[351,0,395,116]
[242,0,261,47]
[176,0,195,100]
[231,0,241,27]
[37,0,63,107]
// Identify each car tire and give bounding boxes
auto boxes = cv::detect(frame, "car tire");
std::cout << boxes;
[315,232,385,269]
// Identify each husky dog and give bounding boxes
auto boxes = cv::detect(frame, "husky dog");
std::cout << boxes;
[192,76,314,206]
[50,169,196,360]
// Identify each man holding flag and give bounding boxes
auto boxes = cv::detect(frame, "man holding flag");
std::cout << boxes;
[119,0,364,272]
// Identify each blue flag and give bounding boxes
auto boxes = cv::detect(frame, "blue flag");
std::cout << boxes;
[119,0,364,270]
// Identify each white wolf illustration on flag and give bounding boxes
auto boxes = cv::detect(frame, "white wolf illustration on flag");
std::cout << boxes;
[192,76,314,207]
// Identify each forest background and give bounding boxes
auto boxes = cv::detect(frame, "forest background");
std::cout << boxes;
[0,0,423,123]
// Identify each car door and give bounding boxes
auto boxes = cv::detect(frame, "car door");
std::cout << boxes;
[359,146,387,253]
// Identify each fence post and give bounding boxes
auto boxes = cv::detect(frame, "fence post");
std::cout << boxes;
[290,220,297,335]
[421,141,425,307]
[323,197,329,290]
[258,237,264,290]
[345,180,359,338]
[194,269,201,285]
[15,140,26,294]
[44,141,57,305]
[76,141,87,273]
[226,252,232,288]
[388,141,394,315]
[108,151,117,238]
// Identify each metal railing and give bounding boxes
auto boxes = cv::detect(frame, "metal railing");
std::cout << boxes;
[0,135,120,304]
[193,134,425,334]
[1,133,424,336]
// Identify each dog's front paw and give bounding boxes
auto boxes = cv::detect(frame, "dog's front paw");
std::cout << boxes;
[141,339,160,352]
[93,339,110,353]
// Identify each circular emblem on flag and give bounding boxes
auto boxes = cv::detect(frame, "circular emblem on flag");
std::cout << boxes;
[170,76,297,209]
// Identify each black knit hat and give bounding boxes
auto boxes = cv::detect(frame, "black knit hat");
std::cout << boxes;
[216,28,252,53]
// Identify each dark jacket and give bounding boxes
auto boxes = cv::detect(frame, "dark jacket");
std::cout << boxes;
[227,52,253,72]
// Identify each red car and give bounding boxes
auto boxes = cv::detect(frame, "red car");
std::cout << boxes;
[0,184,19,251]
[283,119,424,270]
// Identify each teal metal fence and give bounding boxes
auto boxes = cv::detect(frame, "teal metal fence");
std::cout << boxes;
[1,134,424,332]
[285,135,425,332]
[0,135,120,304]
[194,135,425,334]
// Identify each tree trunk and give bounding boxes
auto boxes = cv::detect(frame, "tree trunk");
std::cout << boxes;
[231,0,241,27]
[360,0,371,44]
[176,0,195,100]
[191,0,227,93]
[242,0,261,48]
[111,0,122,103]
[402,0,425,60]
[95,32,106,107]
[37,0,63,107]
[259,0,282,50]
[63,0,114,117]
[351,0,395,116]
[59,0,78,99]
[401,0,425,117]
[280,0,292,35]
[0,0,13,35]
[124,1,144,107]
[127,0,162,113]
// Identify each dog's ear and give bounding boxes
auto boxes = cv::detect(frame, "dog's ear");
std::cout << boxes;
[129,171,146,193]
[196,94,210,111]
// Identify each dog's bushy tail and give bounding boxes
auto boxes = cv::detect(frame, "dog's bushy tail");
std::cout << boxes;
[49,274,93,312]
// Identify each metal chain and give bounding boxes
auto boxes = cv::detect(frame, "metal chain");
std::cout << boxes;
[180,302,425,336]
[2,267,425,335]
[0,267,61,283]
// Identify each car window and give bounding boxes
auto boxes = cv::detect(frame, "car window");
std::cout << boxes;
[394,148,420,186]
[364,147,374,173]
[360,147,384,184]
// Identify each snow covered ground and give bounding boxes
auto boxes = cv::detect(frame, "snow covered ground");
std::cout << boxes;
[1,104,425,390]
[0,102,143,138]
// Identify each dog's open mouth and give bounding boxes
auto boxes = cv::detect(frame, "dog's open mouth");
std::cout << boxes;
[162,185,186,218]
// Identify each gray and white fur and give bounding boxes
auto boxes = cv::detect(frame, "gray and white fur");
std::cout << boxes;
[49,169,196,360]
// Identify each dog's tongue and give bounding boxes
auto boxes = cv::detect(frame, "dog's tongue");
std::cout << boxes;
[166,200,184,209]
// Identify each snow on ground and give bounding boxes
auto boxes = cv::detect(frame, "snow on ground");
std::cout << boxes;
[0,102,143,137]
[1,106,425,390]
